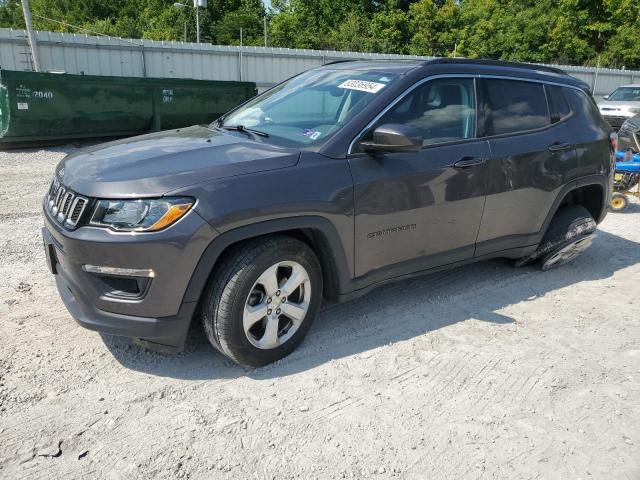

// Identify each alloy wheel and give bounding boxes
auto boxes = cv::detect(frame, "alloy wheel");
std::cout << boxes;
[541,235,594,271]
[243,261,311,349]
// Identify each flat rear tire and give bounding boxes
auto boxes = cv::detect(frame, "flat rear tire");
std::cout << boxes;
[514,205,596,270]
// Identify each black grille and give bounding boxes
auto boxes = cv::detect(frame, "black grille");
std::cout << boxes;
[602,115,627,128]
[70,198,87,222]
[46,178,89,229]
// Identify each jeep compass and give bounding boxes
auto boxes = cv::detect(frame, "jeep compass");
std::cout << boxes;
[43,59,614,367]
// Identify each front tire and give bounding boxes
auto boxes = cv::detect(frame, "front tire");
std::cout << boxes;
[202,236,323,367]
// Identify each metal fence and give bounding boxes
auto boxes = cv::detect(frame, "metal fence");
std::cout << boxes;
[1,28,639,95]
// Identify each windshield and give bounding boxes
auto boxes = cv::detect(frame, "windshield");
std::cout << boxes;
[608,86,640,102]
[219,69,401,147]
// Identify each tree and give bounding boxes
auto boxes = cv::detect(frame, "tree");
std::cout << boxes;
[270,0,377,50]
[213,1,265,46]
[0,0,266,44]
[365,6,410,54]
[1,0,639,68]
[408,0,460,57]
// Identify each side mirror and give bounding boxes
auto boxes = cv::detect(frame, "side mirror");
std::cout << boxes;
[603,94,610,100]
[360,123,423,153]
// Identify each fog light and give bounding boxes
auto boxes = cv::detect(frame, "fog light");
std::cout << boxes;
[82,265,155,278]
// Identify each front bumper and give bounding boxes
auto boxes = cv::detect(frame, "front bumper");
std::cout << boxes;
[602,115,628,129]
[42,205,218,350]
[618,129,640,153]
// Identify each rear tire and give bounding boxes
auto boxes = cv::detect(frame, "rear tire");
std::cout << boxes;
[202,236,323,367]
[514,205,596,270]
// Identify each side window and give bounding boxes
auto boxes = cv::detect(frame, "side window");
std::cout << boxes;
[546,85,571,123]
[374,78,476,146]
[484,79,550,135]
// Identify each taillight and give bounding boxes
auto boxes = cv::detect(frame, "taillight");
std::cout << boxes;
[610,132,618,151]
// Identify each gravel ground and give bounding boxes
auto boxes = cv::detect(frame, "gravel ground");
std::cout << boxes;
[1,146,639,480]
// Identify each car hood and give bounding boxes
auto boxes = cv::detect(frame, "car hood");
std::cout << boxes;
[57,125,300,198]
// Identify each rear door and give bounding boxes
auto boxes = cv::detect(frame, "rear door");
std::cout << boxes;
[349,76,490,280]
[476,78,577,256]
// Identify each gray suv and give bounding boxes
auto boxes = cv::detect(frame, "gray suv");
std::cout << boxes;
[43,59,614,367]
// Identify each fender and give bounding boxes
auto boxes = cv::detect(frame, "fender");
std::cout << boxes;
[574,173,612,224]
[181,216,353,305]
[542,174,610,232]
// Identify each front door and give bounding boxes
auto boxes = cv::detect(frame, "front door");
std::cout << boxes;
[348,77,489,282]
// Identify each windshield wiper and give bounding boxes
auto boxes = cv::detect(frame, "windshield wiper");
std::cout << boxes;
[221,124,269,138]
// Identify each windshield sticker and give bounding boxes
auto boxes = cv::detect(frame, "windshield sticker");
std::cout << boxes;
[379,76,391,82]
[300,128,322,140]
[338,79,386,94]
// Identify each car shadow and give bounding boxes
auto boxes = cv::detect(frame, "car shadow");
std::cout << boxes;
[103,228,640,380]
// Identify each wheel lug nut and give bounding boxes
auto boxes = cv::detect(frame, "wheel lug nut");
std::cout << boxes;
[281,297,286,303]
[267,309,272,315]
[276,308,281,315]
[267,297,272,304]
[276,290,281,296]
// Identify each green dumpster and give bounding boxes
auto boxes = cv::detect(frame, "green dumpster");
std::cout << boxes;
[0,70,257,147]
[146,77,257,131]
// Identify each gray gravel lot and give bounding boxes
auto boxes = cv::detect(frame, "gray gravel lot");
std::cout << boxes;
[1,145,639,479]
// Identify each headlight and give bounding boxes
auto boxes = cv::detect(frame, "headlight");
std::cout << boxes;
[90,197,193,232]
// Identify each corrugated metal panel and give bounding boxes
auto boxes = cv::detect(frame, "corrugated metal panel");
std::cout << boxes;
[2,28,639,96]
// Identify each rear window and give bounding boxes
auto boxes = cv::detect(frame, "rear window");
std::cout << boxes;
[546,85,571,123]
[484,79,550,135]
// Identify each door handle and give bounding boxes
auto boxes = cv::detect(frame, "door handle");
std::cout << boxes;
[453,156,486,168]
[548,142,572,152]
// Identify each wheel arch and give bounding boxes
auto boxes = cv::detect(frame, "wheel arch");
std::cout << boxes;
[557,183,604,222]
[181,216,352,309]
[543,175,609,235]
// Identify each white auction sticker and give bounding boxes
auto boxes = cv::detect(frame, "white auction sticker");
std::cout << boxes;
[17,102,28,110]
[338,79,386,93]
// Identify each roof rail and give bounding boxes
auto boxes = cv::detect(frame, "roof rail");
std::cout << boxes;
[322,59,358,66]
[425,58,567,75]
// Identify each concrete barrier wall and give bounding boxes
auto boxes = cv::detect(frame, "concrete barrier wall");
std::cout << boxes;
[1,28,639,96]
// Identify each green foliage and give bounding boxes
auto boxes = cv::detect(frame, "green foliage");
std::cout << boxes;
[0,0,639,68]
[365,6,410,54]
[408,0,460,56]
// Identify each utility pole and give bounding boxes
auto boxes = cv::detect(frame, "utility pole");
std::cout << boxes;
[175,1,205,43]
[593,55,601,95]
[239,27,243,81]
[21,0,41,71]
[263,16,267,47]
[195,0,200,43]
